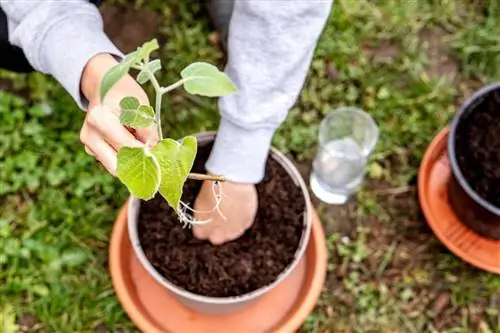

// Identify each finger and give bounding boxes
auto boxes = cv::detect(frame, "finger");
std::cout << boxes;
[87,138,118,176]
[84,145,95,157]
[192,225,209,240]
[90,106,145,151]
[101,121,144,151]
[135,126,160,147]
[209,229,230,246]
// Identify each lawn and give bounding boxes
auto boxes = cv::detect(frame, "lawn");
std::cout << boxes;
[1,0,500,332]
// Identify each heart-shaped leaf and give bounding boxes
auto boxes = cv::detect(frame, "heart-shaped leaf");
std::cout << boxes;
[180,62,237,97]
[117,147,160,200]
[151,136,197,210]
[119,97,155,128]
[137,59,162,84]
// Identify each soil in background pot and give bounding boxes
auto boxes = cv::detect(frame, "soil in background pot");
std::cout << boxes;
[137,141,306,297]
[454,89,500,208]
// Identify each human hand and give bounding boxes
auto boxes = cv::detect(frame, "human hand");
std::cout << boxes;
[79,53,158,175]
[192,180,258,245]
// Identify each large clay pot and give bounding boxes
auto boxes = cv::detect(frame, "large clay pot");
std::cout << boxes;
[109,132,328,332]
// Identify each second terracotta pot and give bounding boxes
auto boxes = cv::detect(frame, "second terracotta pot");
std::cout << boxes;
[448,82,500,240]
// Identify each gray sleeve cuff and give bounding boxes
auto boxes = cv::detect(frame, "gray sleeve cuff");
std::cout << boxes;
[3,1,123,109]
[39,19,122,110]
[205,119,275,184]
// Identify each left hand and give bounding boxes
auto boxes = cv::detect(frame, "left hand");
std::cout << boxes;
[79,53,158,175]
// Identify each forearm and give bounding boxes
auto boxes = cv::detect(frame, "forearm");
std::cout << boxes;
[206,0,333,183]
[0,0,122,109]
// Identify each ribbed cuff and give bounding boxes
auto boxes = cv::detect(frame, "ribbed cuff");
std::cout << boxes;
[39,16,122,110]
[205,119,275,184]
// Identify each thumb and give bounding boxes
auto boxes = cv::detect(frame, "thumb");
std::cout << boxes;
[134,125,160,147]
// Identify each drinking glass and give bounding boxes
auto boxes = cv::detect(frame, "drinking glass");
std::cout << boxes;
[310,107,379,204]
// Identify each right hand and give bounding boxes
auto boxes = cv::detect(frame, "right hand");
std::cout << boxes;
[193,180,258,245]
[79,53,159,175]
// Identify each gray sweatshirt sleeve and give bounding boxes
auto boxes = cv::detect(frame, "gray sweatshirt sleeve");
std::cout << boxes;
[205,1,333,184]
[0,0,122,109]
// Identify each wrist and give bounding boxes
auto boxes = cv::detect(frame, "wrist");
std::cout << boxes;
[81,53,120,103]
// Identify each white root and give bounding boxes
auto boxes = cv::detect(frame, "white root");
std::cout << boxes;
[176,181,227,228]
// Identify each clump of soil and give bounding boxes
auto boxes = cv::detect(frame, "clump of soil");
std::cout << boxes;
[454,89,500,207]
[137,140,306,297]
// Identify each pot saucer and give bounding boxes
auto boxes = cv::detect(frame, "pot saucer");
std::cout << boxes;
[418,127,500,274]
[109,202,327,333]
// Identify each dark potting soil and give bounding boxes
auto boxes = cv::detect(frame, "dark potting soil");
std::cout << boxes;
[137,141,306,297]
[454,89,500,208]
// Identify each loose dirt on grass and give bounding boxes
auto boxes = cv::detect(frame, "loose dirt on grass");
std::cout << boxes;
[17,313,42,333]
[419,27,459,80]
[100,3,159,53]
[296,161,358,237]
[362,41,400,64]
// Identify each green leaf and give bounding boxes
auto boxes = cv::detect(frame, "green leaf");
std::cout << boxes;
[122,39,159,67]
[137,59,161,84]
[117,147,160,200]
[180,62,237,97]
[120,96,140,110]
[135,39,159,63]
[137,59,162,84]
[99,53,137,102]
[136,71,148,85]
[151,136,197,210]
[100,39,159,101]
[119,97,155,128]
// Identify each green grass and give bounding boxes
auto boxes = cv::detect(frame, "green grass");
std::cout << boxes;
[1,0,500,332]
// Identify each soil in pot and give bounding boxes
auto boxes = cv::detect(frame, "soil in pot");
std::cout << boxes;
[456,91,500,207]
[137,141,306,297]
[454,90,500,208]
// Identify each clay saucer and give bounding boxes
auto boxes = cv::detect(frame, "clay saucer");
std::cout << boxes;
[109,201,327,333]
[418,127,500,274]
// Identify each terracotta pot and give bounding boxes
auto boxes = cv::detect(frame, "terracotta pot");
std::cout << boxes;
[125,132,315,314]
[448,83,500,240]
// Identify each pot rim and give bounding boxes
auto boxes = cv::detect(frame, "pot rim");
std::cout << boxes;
[127,131,313,305]
[448,82,500,217]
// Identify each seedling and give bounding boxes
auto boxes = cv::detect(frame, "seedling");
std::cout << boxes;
[99,38,237,225]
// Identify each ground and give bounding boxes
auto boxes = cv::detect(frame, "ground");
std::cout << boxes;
[1,1,500,332]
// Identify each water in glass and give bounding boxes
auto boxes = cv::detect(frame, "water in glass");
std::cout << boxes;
[310,108,378,204]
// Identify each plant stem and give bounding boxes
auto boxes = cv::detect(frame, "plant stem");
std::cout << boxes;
[161,79,186,94]
[143,66,224,184]
[144,67,164,139]
[155,92,162,139]
[187,173,225,182]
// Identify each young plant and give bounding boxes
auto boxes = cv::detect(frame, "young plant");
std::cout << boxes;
[99,38,236,224]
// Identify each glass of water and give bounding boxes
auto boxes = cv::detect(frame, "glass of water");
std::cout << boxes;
[310,107,379,204]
